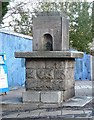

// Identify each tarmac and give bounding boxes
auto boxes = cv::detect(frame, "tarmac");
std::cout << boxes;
[0,80,93,119]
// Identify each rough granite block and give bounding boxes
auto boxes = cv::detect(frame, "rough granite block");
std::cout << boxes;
[25,60,75,91]
[54,69,65,80]
[63,87,75,101]
[25,79,38,90]
[26,59,45,68]
[26,69,36,79]
[65,60,75,69]
[45,60,65,69]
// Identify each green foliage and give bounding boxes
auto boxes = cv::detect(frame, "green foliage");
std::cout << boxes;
[0,2,9,24]
[2,2,9,17]
[9,3,32,36]
[69,2,92,53]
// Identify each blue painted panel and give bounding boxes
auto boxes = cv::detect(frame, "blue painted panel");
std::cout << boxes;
[75,53,91,80]
[0,33,3,53]
[0,32,32,88]
[0,88,9,93]
[0,53,9,93]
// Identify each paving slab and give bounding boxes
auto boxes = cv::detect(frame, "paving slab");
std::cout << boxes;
[39,110,61,117]
[1,117,92,120]
[2,108,92,118]
[63,96,92,107]
[2,112,19,118]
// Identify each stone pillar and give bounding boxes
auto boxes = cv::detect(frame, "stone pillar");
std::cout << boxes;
[32,12,69,51]
[15,12,83,105]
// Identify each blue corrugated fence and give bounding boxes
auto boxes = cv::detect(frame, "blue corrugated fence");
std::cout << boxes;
[0,31,32,88]
[75,53,91,80]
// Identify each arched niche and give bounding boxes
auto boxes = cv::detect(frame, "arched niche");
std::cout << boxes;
[42,34,53,51]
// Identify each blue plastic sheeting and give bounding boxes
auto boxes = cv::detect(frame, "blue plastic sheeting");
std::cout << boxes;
[0,32,32,88]
[75,53,91,80]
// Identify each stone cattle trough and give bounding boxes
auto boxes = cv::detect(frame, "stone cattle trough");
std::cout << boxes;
[15,12,83,105]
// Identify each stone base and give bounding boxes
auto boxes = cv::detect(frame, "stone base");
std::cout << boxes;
[22,88,75,104]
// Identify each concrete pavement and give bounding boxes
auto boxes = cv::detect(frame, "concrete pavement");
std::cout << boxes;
[0,80,93,119]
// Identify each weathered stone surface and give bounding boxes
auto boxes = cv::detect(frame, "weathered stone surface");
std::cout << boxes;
[23,91,40,103]
[63,68,74,90]
[54,69,65,80]
[41,79,65,91]
[63,87,75,101]
[26,79,65,91]
[45,60,65,69]
[41,91,63,103]
[62,16,69,50]
[15,51,83,58]
[25,79,38,90]
[22,91,64,103]
[33,12,64,51]
[22,89,75,103]
[26,69,36,79]
[65,67,74,80]
[25,59,75,91]
[26,59,45,68]
[65,60,75,68]
[37,69,54,80]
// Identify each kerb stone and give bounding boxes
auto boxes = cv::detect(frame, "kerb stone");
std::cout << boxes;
[22,91,40,103]
[41,91,63,103]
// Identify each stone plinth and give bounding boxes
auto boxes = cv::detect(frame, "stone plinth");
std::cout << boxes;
[15,51,83,103]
